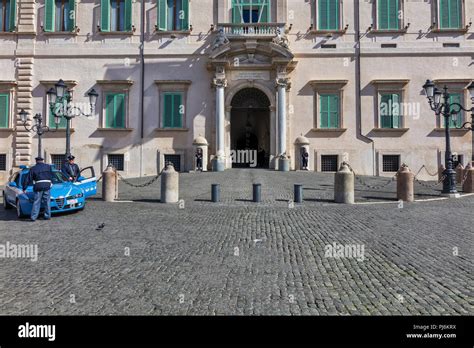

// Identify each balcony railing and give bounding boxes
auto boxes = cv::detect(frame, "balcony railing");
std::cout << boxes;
[217,23,286,38]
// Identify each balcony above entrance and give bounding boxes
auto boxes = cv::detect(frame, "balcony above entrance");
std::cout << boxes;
[217,23,287,39]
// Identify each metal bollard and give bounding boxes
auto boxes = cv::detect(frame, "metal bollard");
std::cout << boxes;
[102,164,117,202]
[294,184,303,203]
[211,184,220,202]
[161,163,179,203]
[253,183,261,203]
[396,164,414,202]
[334,163,354,204]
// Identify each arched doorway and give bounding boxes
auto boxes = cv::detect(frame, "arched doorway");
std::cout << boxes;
[230,88,271,168]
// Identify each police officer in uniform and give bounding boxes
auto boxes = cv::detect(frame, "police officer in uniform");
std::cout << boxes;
[195,148,203,171]
[62,155,80,182]
[301,148,309,170]
[22,156,54,221]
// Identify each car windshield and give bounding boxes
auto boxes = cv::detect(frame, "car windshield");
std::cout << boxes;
[20,170,66,188]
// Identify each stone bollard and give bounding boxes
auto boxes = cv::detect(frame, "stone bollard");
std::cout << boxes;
[211,184,220,202]
[396,164,414,202]
[294,184,303,203]
[438,165,445,182]
[462,164,474,193]
[455,163,464,183]
[102,164,117,202]
[334,163,354,204]
[161,163,179,203]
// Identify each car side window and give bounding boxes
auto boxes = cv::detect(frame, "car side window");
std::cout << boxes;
[13,173,20,187]
[20,173,29,188]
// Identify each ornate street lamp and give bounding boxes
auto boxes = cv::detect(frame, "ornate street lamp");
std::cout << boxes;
[423,80,474,195]
[19,109,59,158]
[48,79,98,158]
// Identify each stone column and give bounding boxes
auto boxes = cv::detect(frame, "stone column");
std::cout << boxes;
[276,78,289,171]
[212,77,227,172]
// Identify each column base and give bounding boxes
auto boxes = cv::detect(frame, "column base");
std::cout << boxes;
[212,158,225,172]
[277,158,290,172]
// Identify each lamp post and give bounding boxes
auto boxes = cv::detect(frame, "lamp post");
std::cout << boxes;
[19,110,59,158]
[47,79,98,158]
[422,80,474,195]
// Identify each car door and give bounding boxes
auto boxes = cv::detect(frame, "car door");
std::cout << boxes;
[74,166,97,197]
[5,173,20,205]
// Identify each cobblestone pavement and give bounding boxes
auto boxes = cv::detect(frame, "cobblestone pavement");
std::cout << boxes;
[0,169,472,315]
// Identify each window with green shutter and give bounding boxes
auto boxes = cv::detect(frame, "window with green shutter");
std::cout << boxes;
[105,93,126,128]
[163,92,184,128]
[448,93,463,128]
[0,0,16,32]
[231,0,271,24]
[378,0,400,30]
[439,0,462,29]
[380,93,402,128]
[44,0,75,32]
[0,93,9,128]
[48,91,70,128]
[102,0,132,32]
[157,0,189,31]
[318,0,339,30]
[319,94,340,128]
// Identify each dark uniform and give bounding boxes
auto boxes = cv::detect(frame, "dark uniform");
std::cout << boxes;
[23,157,54,221]
[195,149,203,171]
[62,158,80,182]
[302,149,309,170]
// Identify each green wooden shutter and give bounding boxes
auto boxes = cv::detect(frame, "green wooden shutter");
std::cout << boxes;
[173,93,183,128]
[232,0,242,24]
[49,108,67,128]
[449,93,462,127]
[124,0,132,31]
[67,0,76,32]
[378,0,389,29]
[391,93,401,128]
[101,0,110,31]
[163,93,173,127]
[44,0,55,32]
[329,94,339,128]
[157,0,167,30]
[105,94,115,127]
[380,94,392,128]
[319,0,338,30]
[179,0,189,30]
[320,94,329,128]
[0,94,9,128]
[440,0,462,29]
[114,93,125,128]
[388,0,399,29]
[8,0,16,31]
[259,0,270,23]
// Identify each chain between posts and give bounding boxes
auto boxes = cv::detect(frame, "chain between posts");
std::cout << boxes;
[103,165,164,188]
[344,162,397,190]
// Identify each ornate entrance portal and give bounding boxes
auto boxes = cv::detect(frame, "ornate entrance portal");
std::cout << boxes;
[230,88,271,168]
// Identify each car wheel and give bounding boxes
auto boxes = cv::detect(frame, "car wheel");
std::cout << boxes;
[3,192,11,210]
[16,199,25,218]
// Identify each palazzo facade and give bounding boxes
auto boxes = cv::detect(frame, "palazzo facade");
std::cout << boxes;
[0,0,473,183]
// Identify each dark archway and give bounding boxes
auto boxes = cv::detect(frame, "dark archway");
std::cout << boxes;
[230,88,271,168]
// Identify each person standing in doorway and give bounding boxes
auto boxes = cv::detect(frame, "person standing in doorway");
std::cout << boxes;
[62,155,80,182]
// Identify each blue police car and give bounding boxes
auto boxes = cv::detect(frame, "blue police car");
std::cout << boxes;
[3,165,97,218]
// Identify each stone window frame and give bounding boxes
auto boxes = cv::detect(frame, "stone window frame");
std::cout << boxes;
[0,81,16,130]
[96,80,134,130]
[432,0,467,32]
[40,0,79,35]
[432,79,471,130]
[309,80,347,131]
[371,0,407,33]
[376,150,403,175]
[155,0,192,34]
[371,79,409,131]
[310,0,346,33]
[219,0,285,24]
[40,80,77,131]
[102,150,129,173]
[154,80,191,131]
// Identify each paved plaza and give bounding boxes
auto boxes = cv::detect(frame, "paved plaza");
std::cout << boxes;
[0,169,472,315]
